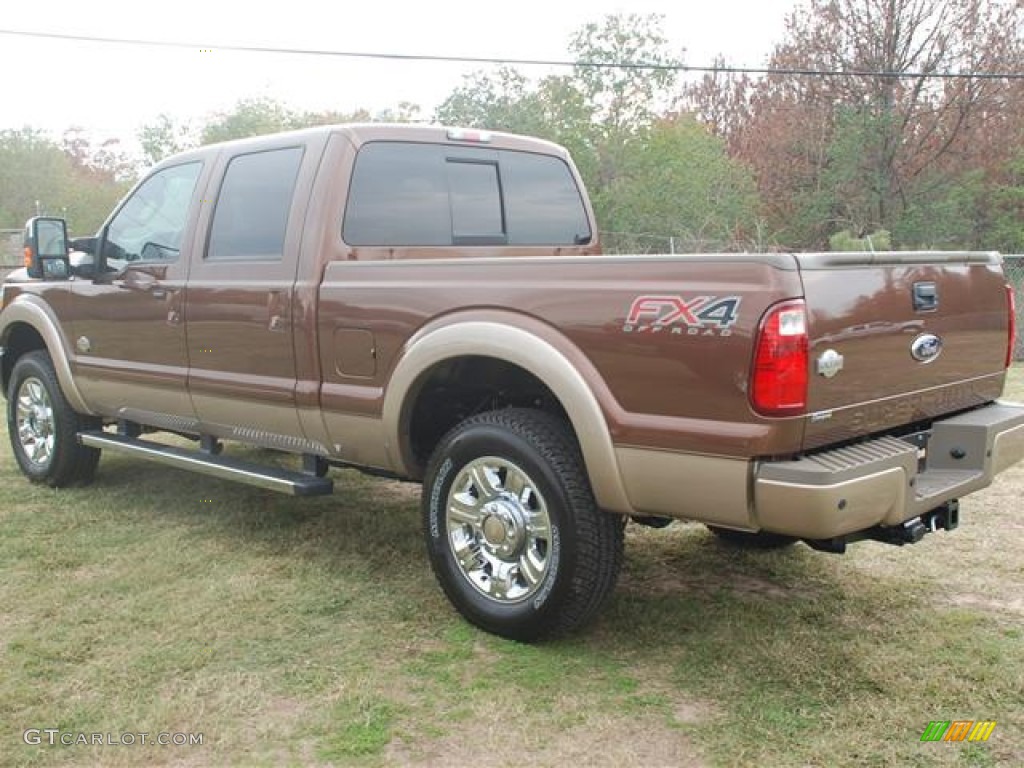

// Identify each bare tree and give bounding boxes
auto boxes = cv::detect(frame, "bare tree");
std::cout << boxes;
[696,0,1022,246]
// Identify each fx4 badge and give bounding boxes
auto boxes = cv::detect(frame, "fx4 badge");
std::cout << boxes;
[623,295,741,337]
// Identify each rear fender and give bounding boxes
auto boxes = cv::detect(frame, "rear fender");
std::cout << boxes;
[382,316,633,515]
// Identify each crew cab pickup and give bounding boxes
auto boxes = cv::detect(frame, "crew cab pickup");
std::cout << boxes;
[2,124,1022,640]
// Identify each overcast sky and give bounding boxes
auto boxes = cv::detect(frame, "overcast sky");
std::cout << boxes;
[1,0,798,146]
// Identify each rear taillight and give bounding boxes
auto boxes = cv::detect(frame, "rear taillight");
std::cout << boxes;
[1007,284,1017,369]
[751,299,809,416]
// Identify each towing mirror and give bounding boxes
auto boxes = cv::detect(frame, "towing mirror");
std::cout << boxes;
[23,216,70,280]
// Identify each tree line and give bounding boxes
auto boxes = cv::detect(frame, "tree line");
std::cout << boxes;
[1,0,1020,253]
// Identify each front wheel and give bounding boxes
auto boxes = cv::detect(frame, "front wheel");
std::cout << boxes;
[7,350,100,487]
[423,408,624,641]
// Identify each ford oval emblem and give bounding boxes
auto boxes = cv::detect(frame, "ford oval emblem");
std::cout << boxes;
[910,333,942,363]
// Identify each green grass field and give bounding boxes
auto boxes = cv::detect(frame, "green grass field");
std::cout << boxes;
[1,367,1022,767]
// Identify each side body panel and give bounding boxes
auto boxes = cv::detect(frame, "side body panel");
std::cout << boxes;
[183,134,329,451]
[64,160,217,428]
[316,255,805,462]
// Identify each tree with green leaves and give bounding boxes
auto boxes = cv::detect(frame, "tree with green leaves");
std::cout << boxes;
[569,13,680,140]
[139,114,196,166]
[0,128,129,234]
[597,116,761,253]
[200,97,297,145]
[138,98,424,166]
[436,13,697,241]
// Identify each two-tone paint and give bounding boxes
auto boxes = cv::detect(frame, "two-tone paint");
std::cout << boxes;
[1,124,1021,539]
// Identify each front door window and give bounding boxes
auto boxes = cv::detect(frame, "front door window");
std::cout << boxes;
[104,162,202,266]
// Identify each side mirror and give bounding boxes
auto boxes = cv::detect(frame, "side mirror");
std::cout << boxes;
[23,217,71,280]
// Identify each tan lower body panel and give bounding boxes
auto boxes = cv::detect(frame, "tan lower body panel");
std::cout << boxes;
[614,447,752,527]
[321,411,392,469]
[618,402,1024,540]
[78,374,195,426]
[756,467,908,539]
[993,421,1024,475]
[755,401,1024,539]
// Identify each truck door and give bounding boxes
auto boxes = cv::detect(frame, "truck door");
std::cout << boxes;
[70,160,207,427]
[184,140,321,450]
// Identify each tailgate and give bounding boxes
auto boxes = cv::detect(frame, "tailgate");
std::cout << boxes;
[797,252,1011,451]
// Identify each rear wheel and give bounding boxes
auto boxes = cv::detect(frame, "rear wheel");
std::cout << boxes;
[706,525,797,550]
[7,351,100,487]
[423,408,624,641]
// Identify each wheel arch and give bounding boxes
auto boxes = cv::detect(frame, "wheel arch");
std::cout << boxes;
[0,296,93,414]
[383,315,633,515]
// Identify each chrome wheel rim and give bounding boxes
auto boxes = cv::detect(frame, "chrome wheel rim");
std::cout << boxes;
[15,377,55,468]
[446,456,552,604]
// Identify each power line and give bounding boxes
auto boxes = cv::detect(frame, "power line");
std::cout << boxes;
[1,28,1022,81]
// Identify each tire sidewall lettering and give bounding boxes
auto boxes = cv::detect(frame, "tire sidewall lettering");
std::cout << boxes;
[428,457,453,541]
[532,524,560,610]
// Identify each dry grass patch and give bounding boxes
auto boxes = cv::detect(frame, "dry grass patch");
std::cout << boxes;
[1,364,1022,767]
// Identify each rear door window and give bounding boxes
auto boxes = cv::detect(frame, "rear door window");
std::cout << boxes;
[207,147,304,261]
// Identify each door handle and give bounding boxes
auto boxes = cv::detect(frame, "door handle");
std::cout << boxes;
[912,282,937,312]
[267,289,289,332]
[151,288,166,299]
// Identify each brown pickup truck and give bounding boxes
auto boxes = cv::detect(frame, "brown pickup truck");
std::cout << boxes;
[2,124,1023,640]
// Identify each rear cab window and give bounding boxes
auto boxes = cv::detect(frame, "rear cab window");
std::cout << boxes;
[342,142,591,248]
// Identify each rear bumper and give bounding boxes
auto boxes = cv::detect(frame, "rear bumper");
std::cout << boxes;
[754,401,1024,539]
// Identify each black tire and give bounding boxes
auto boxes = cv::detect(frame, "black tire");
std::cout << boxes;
[423,408,624,642]
[6,350,100,487]
[706,525,797,550]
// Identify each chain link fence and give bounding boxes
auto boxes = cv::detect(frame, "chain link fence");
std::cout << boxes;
[1,229,22,283]
[1,229,20,259]
[599,231,748,255]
